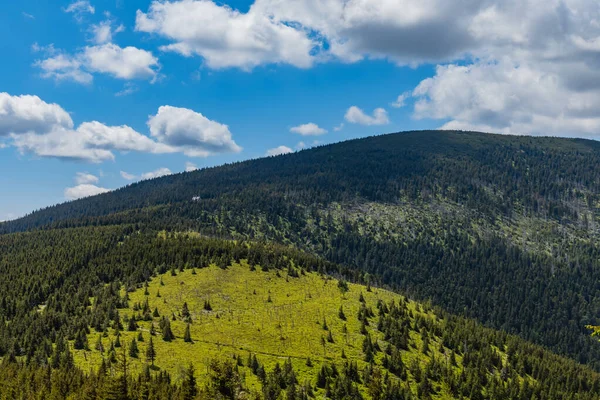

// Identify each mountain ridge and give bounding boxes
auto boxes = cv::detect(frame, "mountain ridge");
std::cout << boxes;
[4,129,600,234]
[4,129,600,370]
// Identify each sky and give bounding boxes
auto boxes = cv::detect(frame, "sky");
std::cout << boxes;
[1,0,600,221]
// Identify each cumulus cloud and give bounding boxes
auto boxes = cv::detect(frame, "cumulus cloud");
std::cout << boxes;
[0,93,73,135]
[147,106,242,157]
[140,167,172,180]
[11,119,174,163]
[344,106,389,126]
[133,0,482,69]
[35,53,93,84]
[65,171,109,200]
[35,44,159,84]
[65,184,110,200]
[0,93,240,162]
[120,167,173,181]
[185,161,198,172]
[400,0,600,137]
[131,0,600,137]
[135,0,317,70]
[391,92,410,108]
[75,172,99,185]
[91,20,125,45]
[290,123,327,136]
[413,60,600,137]
[84,44,159,80]
[120,171,136,180]
[266,145,293,156]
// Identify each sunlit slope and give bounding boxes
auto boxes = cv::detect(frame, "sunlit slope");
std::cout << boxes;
[73,262,599,399]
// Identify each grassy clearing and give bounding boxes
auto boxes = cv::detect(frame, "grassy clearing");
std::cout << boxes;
[73,262,465,397]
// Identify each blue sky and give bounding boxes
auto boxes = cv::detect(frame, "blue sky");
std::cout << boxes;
[1,0,599,221]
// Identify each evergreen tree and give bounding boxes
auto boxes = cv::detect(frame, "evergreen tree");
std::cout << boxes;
[181,363,198,400]
[129,338,138,358]
[184,323,193,343]
[146,337,156,366]
[182,302,190,319]
[161,317,175,341]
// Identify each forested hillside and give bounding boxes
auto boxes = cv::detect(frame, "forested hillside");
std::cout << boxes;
[4,130,600,368]
[0,229,599,399]
[3,130,600,396]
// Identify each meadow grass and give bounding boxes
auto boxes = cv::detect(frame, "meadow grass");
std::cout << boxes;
[74,261,462,398]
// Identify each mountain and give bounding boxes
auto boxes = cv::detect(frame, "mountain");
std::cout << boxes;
[3,130,600,398]
[0,228,599,399]
[5,130,600,367]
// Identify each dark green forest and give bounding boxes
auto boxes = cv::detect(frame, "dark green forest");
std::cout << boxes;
[0,227,599,399]
[3,130,600,398]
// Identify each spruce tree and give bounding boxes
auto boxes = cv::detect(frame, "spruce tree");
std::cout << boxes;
[182,302,190,319]
[129,338,139,358]
[127,316,137,332]
[95,334,104,352]
[146,337,156,366]
[184,323,193,343]
[162,317,174,341]
[181,363,198,400]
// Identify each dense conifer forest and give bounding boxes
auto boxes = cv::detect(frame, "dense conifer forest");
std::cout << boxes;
[3,130,600,398]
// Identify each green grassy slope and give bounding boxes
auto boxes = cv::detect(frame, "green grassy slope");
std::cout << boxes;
[73,261,600,399]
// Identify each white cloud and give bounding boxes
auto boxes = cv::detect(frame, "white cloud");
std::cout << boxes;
[266,145,293,156]
[0,93,242,163]
[22,12,35,20]
[91,20,124,45]
[185,161,198,172]
[133,0,483,69]
[120,171,136,180]
[0,93,73,135]
[115,83,138,97]
[35,44,159,84]
[13,127,118,163]
[413,60,600,138]
[91,21,112,44]
[65,184,110,200]
[131,0,600,137]
[75,172,99,185]
[344,106,389,126]
[0,213,17,223]
[64,1,95,21]
[65,171,109,200]
[295,141,306,150]
[333,123,344,132]
[31,43,57,55]
[140,167,172,180]
[135,0,316,70]
[391,92,410,108]
[120,167,173,181]
[147,106,242,157]
[0,94,149,162]
[290,122,327,136]
[84,44,159,80]
[11,120,172,163]
[35,54,93,84]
